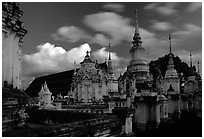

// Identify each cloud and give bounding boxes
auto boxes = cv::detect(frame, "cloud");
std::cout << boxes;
[144,3,158,10]
[92,47,122,67]
[173,23,201,53]
[187,2,202,12]
[144,3,178,16]
[83,11,162,50]
[103,3,125,12]
[52,12,164,50]
[91,34,110,46]
[22,42,91,77]
[52,26,91,42]
[151,20,173,31]
[174,23,201,36]
[84,12,133,46]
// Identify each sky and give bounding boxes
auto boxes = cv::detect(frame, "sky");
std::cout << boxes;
[19,2,202,89]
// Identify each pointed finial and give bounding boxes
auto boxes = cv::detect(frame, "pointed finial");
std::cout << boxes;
[190,52,192,67]
[74,61,76,69]
[73,61,77,75]
[135,9,139,34]
[86,51,89,56]
[40,83,44,92]
[169,33,172,53]
[132,9,142,46]
[44,81,47,87]
[108,42,111,60]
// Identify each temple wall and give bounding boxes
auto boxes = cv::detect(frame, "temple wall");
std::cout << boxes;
[162,78,180,93]
[101,83,108,96]
[167,99,180,116]
[160,102,168,119]
[134,102,161,131]
[77,82,109,103]
[107,82,118,93]
[184,82,197,93]
[2,30,7,82]
[2,29,22,89]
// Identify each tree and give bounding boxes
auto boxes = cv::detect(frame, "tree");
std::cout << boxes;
[149,54,191,81]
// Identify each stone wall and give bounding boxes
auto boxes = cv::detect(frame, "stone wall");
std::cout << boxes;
[3,111,124,137]
[2,2,27,89]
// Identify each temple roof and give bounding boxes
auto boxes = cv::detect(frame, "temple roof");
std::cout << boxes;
[80,51,93,64]
[132,9,142,47]
[25,69,79,97]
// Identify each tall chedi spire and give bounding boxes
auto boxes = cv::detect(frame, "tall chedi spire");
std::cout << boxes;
[197,61,200,74]
[106,42,117,94]
[169,33,172,53]
[73,61,77,76]
[190,52,192,68]
[168,33,174,68]
[108,42,111,60]
[165,33,178,79]
[107,42,114,74]
[132,9,142,47]
[128,9,149,85]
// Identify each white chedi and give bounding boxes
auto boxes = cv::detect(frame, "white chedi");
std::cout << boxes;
[38,81,53,109]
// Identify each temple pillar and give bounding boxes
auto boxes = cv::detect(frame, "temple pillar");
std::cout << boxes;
[125,113,133,135]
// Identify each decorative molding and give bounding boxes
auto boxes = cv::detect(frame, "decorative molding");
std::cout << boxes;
[2,2,27,39]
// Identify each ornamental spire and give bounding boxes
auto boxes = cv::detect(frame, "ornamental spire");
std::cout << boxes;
[107,42,114,74]
[73,61,77,75]
[197,61,200,74]
[108,42,111,60]
[135,9,139,34]
[132,9,142,47]
[190,52,192,68]
[169,33,172,53]
[86,51,89,56]
[167,34,174,69]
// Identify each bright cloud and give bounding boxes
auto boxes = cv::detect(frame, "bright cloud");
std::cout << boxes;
[103,3,125,12]
[52,26,91,42]
[91,34,110,46]
[144,3,178,16]
[83,11,167,49]
[22,42,91,77]
[84,12,133,46]
[151,21,173,31]
[92,47,122,67]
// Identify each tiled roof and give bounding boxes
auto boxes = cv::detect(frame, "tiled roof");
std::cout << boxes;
[25,69,79,97]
